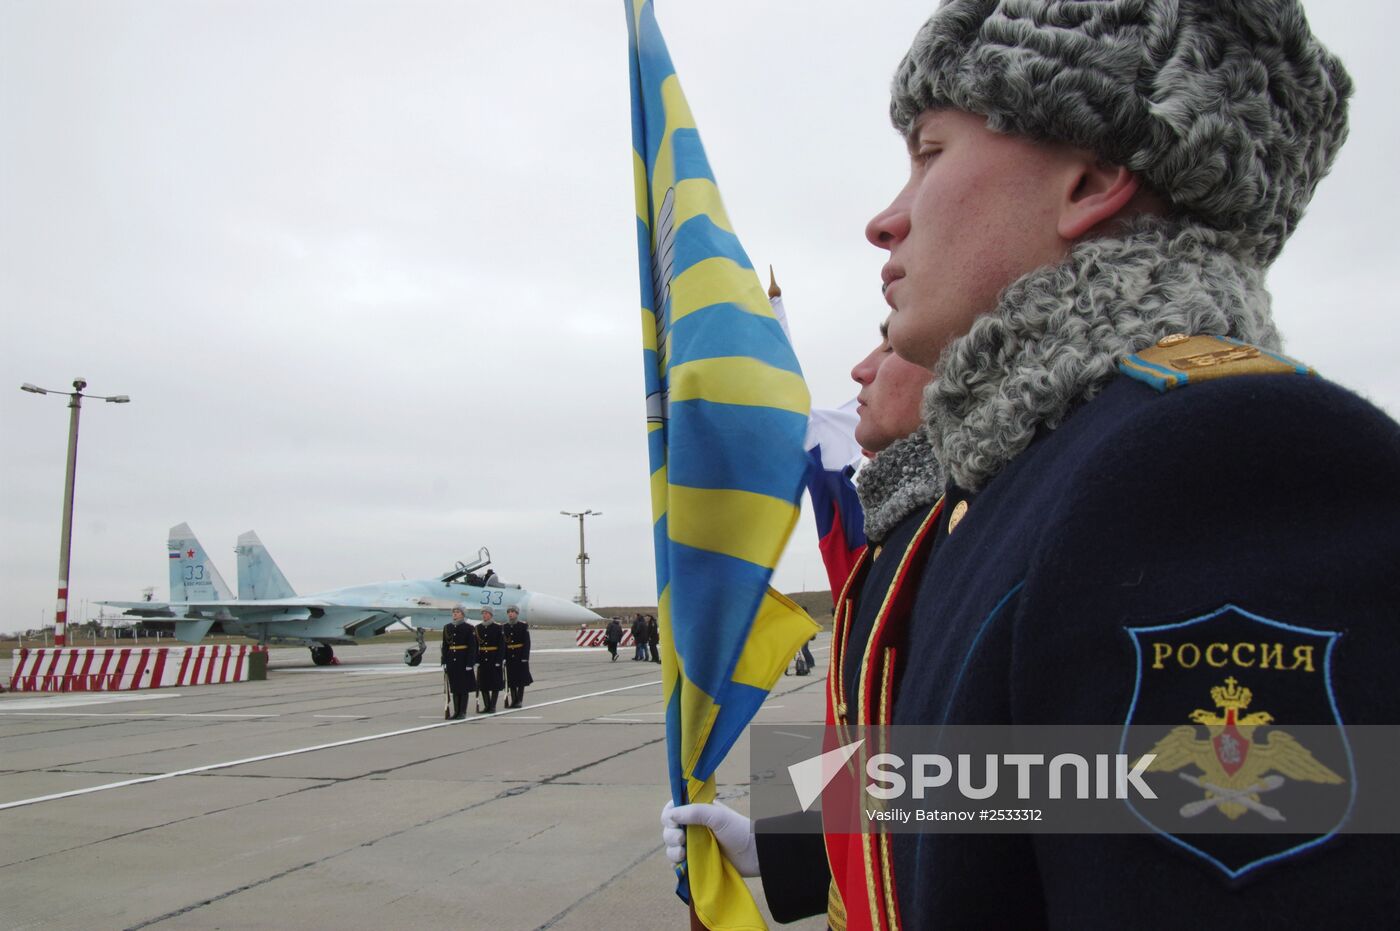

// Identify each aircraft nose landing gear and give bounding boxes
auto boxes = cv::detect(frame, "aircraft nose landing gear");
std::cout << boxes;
[310,644,336,666]
[403,627,427,667]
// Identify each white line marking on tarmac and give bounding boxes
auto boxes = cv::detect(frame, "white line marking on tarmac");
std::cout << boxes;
[0,680,661,812]
[275,649,613,675]
[0,712,277,719]
[415,715,543,720]
[275,666,420,675]
[312,715,366,719]
[0,692,179,710]
[595,717,642,723]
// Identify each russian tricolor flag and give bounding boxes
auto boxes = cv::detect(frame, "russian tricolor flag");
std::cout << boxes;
[767,276,867,608]
[804,401,866,605]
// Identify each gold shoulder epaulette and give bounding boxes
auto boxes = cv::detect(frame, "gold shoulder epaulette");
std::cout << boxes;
[1119,333,1314,392]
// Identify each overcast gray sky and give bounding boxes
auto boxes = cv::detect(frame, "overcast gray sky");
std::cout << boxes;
[3,1,1396,637]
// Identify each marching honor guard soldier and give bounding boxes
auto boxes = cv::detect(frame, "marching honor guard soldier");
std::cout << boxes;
[440,607,477,720]
[502,605,532,709]
[475,607,506,714]
[667,1,1400,927]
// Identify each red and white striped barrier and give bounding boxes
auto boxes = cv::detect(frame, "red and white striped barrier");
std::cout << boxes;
[575,629,634,648]
[7,645,265,693]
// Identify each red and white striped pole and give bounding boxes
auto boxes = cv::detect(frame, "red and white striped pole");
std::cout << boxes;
[21,377,130,648]
[54,583,69,647]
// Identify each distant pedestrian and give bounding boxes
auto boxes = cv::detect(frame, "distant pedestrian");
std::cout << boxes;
[440,607,477,719]
[631,614,648,661]
[604,617,623,662]
[646,614,660,663]
[789,636,815,676]
[502,606,532,708]
[475,607,505,713]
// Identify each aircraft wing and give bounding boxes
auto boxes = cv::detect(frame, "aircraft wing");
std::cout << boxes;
[98,601,177,618]
[222,595,460,614]
[101,595,458,618]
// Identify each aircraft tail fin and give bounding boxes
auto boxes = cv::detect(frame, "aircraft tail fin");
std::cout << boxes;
[167,523,234,603]
[235,530,296,600]
[175,619,216,643]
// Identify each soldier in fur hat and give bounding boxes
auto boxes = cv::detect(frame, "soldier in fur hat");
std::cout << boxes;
[665,318,942,922]
[475,607,506,714]
[665,2,1399,926]
[502,605,532,709]
[440,607,477,720]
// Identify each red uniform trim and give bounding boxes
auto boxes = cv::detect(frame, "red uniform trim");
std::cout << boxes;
[823,500,944,931]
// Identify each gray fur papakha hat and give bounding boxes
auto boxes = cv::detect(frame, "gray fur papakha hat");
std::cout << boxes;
[891,0,1351,266]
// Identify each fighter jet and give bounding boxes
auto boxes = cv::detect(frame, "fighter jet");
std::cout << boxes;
[100,523,600,666]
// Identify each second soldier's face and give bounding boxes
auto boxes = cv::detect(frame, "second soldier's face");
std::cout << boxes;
[850,334,933,453]
[866,109,1083,369]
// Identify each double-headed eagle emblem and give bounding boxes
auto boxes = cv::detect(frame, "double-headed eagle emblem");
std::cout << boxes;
[1138,677,1343,821]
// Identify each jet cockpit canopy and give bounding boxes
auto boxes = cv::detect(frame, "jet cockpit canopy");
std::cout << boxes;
[441,547,491,585]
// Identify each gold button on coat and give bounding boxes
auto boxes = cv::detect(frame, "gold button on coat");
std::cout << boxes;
[948,500,968,533]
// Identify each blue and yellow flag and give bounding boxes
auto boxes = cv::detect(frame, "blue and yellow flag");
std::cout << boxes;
[627,2,820,928]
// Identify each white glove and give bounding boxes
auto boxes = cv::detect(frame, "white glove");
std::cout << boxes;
[660,798,760,878]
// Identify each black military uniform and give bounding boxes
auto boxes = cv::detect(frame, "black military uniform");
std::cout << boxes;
[440,617,478,719]
[475,617,506,713]
[503,613,533,708]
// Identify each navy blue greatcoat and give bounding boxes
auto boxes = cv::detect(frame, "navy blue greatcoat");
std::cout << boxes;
[440,620,478,717]
[503,620,533,689]
[475,622,506,691]
[890,369,1400,928]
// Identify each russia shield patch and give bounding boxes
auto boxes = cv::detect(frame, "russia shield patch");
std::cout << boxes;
[1121,605,1354,878]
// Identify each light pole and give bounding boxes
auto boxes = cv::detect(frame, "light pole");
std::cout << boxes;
[559,509,601,608]
[22,378,130,646]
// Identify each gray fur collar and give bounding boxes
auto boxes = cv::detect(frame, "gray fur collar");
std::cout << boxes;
[923,218,1281,491]
[856,432,944,544]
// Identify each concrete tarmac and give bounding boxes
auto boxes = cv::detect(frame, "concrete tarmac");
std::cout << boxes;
[0,632,829,930]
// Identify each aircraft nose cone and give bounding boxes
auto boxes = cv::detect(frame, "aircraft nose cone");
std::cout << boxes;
[524,593,602,626]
